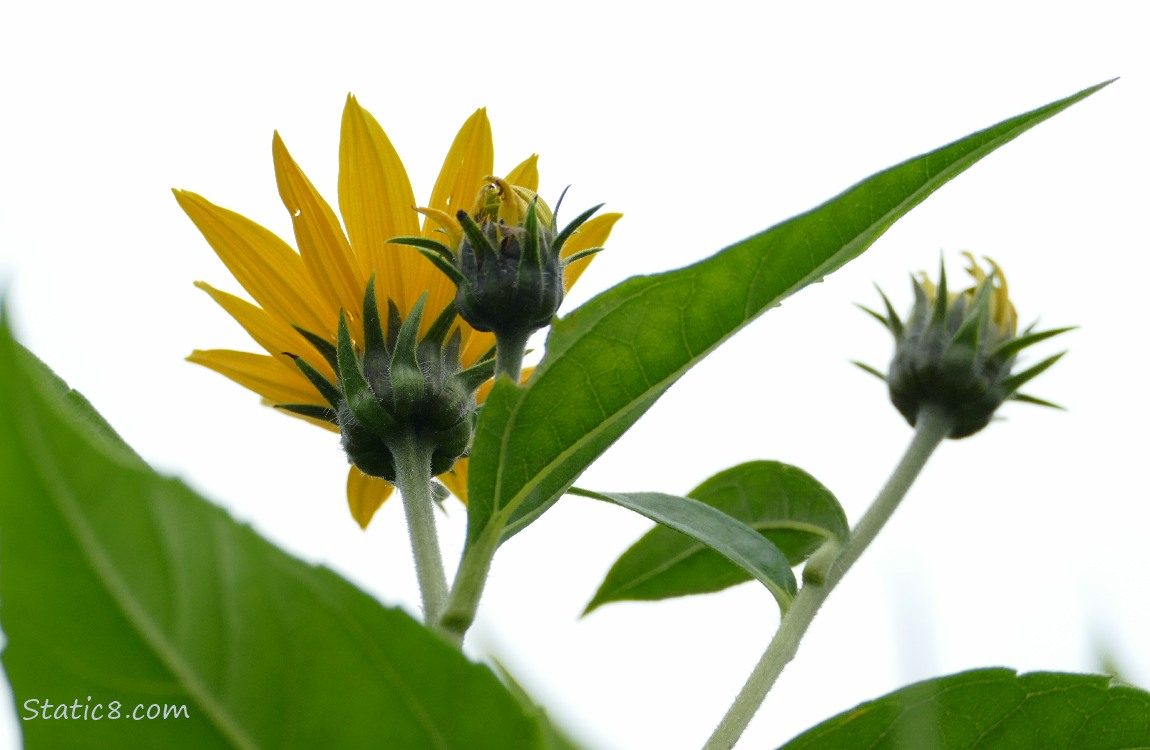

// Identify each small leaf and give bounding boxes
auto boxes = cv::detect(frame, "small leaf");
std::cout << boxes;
[570,487,797,614]
[465,81,1111,549]
[585,461,847,614]
[0,313,544,750]
[780,668,1150,749]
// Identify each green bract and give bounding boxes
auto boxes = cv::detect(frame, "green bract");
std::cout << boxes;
[858,254,1073,438]
[280,277,495,481]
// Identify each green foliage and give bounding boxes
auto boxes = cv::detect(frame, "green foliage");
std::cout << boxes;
[584,461,847,614]
[464,81,1111,551]
[780,668,1150,749]
[0,316,544,750]
[0,80,1118,750]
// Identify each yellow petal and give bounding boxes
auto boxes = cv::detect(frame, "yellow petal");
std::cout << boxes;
[504,154,539,193]
[414,207,463,251]
[195,281,336,381]
[188,349,323,406]
[411,110,496,320]
[423,109,495,234]
[272,131,364,326]
[338,96,419,314]
[174,190,330,335]
[347,468,393,529]
[561,212,622,289]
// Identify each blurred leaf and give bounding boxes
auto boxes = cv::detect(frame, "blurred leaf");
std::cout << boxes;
[0,314,542,749]
[585,461,846,614]
[491,661,585,750]
[780,668,1150,749]
[572,485,797,613]
[466,81,1111,548]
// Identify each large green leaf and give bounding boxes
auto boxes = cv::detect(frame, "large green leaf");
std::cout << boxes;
[584,461,847,615]
[571,484,798,613]
[465,81,1111,547]
[780,668,1150,749]
[0,316,542,750]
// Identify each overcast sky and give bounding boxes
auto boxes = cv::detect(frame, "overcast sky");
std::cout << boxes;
[2,2,1147,748]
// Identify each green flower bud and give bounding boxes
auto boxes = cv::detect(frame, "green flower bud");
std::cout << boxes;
[277,277,495,483]
[391,177,605,343]
[857,253,1073,438]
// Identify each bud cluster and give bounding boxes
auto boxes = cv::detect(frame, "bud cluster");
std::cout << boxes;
[858,254,1072,438]
[278,278,495,482]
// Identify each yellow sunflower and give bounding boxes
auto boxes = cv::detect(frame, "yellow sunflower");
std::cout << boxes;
[176,96,621,528]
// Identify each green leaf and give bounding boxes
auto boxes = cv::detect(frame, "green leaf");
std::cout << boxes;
[465,81,1111,547]
[569,486,798,613]
[0,314,542,750]
[780,668,1150,749]
[584,461,847,614]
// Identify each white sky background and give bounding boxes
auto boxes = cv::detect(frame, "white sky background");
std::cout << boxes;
[1,2,1147,748]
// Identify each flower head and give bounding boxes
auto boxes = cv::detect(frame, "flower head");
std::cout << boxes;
[394,174,607,367]
[857,253,1072,438]
[176,98,621,527]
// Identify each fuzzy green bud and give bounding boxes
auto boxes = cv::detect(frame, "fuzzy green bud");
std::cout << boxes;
[456,195,562,335]
[391,177,606,345]
[858,253,1072,438]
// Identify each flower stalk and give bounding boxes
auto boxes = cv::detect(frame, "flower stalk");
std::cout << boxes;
[390,434,450,626]
[494,328,530,382]
[703,405,955,750]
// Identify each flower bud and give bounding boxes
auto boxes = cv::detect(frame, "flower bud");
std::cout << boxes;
[857,253,1072,438]
[392,177,605,343]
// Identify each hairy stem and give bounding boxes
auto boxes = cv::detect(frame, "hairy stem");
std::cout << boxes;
[703,405,954,749]
[494,328,530,382]
[392,434,449,628]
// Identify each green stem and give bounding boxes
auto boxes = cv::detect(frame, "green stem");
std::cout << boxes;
[702,405,954,750]
[438,519,503,644]
[494,328,530,382]
[434,326,530,644]
[391,434,449,628]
